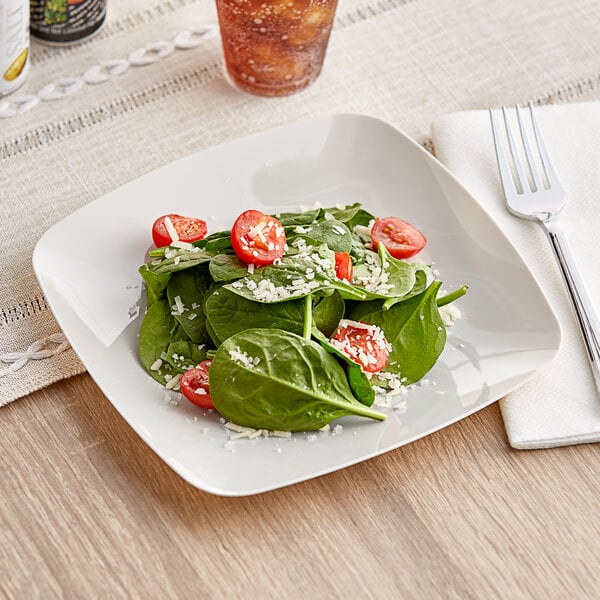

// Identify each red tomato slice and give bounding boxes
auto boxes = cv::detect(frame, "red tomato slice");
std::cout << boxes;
[152,214,208,248]
[180,360,214,409]
[332,320,389,373]
[334,252,353,282]
[370,216,426,259]
[231,209,286,266]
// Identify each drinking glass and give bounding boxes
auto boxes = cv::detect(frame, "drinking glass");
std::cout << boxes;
[215,0,339,97]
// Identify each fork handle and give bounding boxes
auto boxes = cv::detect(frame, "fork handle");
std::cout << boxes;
[542,223,600,393]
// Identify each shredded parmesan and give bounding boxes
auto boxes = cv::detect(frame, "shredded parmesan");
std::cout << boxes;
[171,240,193,251]
[439,304,462,327]
[164,216,179,243]
[165,373,181,390]
[223,421,291,440]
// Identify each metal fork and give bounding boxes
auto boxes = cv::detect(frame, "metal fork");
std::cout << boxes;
[490,103,600,393]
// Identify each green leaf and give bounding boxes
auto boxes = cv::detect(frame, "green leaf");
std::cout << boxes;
[274,208,321,227]
[312,291,345,337]
[194,229,231,249]
[204,287,345,343]
[205,314,221,347]
[209,329,386,431]
[326,204,375,229]
[149,247,213,275]
[204,236,233,252]
[351,245,418,300]
[209,253,249,282]
[205,287,305,341]
[224,244,367,304]
[166,269,212,343]
[382,265,429,310]
[138,299,177,385]
[138,264,171,307]
[349,280,446,384]
[306,220,353,253]
[311,328,375,407]
[349,233,368,263]
[165,340,210,372]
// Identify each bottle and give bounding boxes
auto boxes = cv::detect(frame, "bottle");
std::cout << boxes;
[0,0,29,97]
[30,0,106,45]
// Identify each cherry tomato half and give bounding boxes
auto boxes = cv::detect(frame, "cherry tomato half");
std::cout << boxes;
[370,216,426,259]
[152,214,208,248]
[231,209,286,266]
[334,252,353,282]
[332,320,389,373]
[180,360,214,409]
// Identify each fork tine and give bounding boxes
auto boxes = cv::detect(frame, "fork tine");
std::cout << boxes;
[489,109,518,197]
[528,102,564,192]
[515,104,544,192]
[501,106,529,194]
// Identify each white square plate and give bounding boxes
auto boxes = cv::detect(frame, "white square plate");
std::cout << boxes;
[33,114,560,496]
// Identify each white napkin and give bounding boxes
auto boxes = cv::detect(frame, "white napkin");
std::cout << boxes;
[431,101,600,449]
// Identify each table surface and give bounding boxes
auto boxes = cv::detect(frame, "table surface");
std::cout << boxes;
[2,374,598,598]
[3,0,600,597]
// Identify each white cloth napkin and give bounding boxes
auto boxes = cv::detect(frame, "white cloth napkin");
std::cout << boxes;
[431,101,600,449]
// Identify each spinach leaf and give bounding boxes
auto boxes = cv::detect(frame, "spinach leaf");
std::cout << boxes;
[204,287,345,343]
[382,264,429,310]
[351,245,417,299]
[149,247,213,275]
[165,340,210,372]
[138,299,177,385]
[166,269,212,343]
[206,238,233,252]
[326,203,375,229]
[209,253,249,282]
[209,328,386,431]
[312,291,345,337]
[347,209,375,230]
[138,264,171,307]
[306,220,353,253]
[205,314,222,348]
[348,233,365,261]
[194,229,231,249]
[205,287,305,342]
[349,280,446,384]
[311,328,375,407]
[224,244,367,303]
[274,208,321,227]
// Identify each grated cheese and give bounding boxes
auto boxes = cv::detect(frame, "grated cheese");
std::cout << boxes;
[223,421,292,440]
[171,240,193,251]
[439,304,462,327]
[165,373,181,390]
[164,216,179,243]
[229,347,260,369]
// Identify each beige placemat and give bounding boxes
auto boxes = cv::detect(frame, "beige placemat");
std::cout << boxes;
[3,0,600,405]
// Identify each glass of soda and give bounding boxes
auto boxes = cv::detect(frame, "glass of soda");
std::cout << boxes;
[215,0,339,97]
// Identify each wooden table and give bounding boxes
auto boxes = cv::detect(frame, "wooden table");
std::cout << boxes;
[2,374,598,598]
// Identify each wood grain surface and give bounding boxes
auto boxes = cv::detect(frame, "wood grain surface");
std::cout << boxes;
[0,374,598,599]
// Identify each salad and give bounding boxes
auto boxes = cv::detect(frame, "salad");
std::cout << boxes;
[138,203,467,432]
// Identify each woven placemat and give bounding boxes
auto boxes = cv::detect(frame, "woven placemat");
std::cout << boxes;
[3,0,600,404]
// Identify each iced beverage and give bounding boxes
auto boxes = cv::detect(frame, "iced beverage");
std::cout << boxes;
[215,0,338,97]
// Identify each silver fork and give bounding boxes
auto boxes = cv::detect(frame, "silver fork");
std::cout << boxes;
[490,103,600,393]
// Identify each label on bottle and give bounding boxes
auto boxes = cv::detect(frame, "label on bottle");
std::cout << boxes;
[0,0,29,96]
[30,0,106,44]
